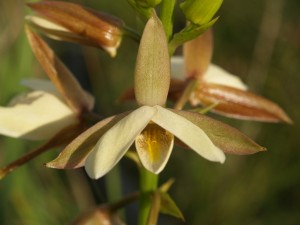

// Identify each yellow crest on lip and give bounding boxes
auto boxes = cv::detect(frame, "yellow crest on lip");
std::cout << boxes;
[136,123,174,173]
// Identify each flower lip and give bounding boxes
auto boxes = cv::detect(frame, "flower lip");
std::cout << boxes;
[135,122,174,174]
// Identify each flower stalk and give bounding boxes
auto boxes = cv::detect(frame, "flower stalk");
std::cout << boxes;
[159,0,176,41]
[138,167,158,225]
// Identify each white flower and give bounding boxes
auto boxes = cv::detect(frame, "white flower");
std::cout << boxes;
[85,13,226,179]
[85,105,225,179]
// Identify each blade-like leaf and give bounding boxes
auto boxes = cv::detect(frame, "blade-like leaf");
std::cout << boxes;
[171,109,267,154]
[192,83,293,123]
[169,18,218,55]
[25,27,94,113]
[134,11,170,106]
[46,112,130,169]
[159,192,185,221]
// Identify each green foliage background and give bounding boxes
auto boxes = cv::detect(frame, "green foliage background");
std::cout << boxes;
[1,0,299,224]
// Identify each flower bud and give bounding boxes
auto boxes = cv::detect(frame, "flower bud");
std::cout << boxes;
[183,29,213,79]
[180,0,223,25]
[190,82,293,123]
[27,1,124,57]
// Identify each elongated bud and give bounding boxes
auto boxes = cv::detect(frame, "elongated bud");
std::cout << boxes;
[134,12,170,106]
[180,0,223,25]
[191,83,293,123]
[184,29,213,79]
[27,1,123,57]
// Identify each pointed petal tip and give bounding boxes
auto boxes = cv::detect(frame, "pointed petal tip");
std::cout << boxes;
[84,155,105,180]
[282,114,293,125]
[219,153,226,164]
[152,106,226,164]
[259,146,267,152]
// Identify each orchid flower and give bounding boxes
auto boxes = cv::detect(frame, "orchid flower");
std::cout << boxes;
[47,13,265,180]
[0,28,94,141]
[170,29,292,123]
[0,29,95,180]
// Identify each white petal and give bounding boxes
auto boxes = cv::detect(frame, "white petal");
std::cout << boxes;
[85,106,157,179]
[152,106,225,163]
[26,15,70,33]
[171,56,185,79]
[135,123,174,174]
[22,78,95,112]
[204,64,248,90]
[0,90,77,140]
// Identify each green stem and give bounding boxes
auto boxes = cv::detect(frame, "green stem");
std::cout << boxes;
[138,167,158,225]
[123,25,141,43]
[160,0,176,41]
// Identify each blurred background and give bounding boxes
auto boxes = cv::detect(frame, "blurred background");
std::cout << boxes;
[0,0,299,224]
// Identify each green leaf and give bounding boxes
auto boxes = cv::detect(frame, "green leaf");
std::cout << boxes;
[159,192,185,221]
[180,0,223,25]
[171,109,267,155]
[169,18,218,55]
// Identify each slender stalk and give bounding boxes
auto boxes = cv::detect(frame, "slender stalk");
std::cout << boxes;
[106,165,123,204]
[0,142,52,180]
[138,167,158,225]
[174,79,198,110]
[110,192,139,212]
[123,25,141,43]
[0,124,81,180]
[160,0,176,41]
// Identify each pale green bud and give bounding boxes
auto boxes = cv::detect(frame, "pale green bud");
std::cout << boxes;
[180,0,223,25]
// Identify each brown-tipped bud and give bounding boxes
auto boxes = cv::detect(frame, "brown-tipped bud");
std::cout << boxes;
[183,29,213,79]
[25,27,94,114]
[27,1,123,57]
[190,83,293,124]
[70,206,125,225]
